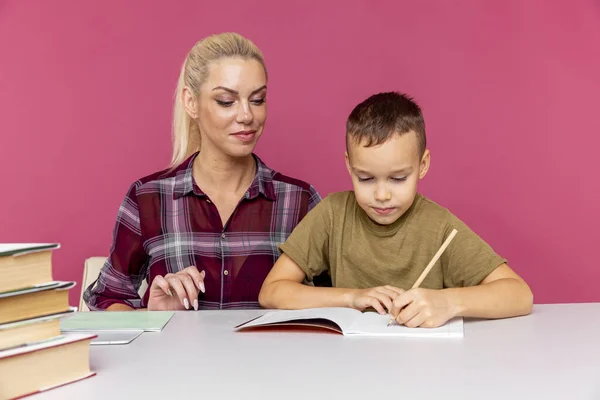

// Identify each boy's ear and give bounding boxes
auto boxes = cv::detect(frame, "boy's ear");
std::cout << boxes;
[419,149,431,179]
[345,151,352,175]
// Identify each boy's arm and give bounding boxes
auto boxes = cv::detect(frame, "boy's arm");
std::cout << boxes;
[391,263,533,328]
[259,253,403,315]
[391,211,533,328]
[445,263,533,318]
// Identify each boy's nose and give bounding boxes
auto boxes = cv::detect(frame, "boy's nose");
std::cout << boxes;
[374,186,392,202]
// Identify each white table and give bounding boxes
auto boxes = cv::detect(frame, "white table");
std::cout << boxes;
[38,304,600,400]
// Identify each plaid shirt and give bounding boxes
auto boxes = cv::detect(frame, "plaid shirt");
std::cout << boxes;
[84,153,321,310]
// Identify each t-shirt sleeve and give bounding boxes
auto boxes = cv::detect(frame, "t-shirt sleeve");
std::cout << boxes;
[278,194,333,281]
[441,212,507,288]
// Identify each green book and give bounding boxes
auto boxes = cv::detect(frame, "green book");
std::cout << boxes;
[60,311,175,332]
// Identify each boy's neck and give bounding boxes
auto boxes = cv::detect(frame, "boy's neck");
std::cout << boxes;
[357,192,422,236]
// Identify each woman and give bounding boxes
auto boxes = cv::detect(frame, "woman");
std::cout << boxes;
[84,33,321,311]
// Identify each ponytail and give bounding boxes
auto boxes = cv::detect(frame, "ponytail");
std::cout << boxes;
[169,61,200,169]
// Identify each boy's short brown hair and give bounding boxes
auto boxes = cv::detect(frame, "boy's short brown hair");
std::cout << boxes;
[346,92,426,157]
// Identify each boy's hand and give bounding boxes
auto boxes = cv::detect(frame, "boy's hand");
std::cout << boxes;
[390,288,457,328]
[347,286,405,315]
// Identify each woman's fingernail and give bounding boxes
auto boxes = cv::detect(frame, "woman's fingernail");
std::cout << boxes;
[193,299,199,311]
[199,281,206,293]
[168,289,173,297]
[183,298,189,310]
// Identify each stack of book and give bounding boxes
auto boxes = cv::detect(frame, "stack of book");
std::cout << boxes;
[0,243,95,399]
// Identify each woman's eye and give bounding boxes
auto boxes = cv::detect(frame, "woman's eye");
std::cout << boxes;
[216,100,234,107]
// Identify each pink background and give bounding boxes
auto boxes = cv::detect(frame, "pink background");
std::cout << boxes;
[1,0,598,306]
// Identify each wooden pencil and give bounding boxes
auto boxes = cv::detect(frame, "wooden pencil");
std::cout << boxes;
[388,228,458,326]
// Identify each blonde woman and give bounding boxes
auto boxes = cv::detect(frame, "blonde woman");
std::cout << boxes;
[84,33,321,311]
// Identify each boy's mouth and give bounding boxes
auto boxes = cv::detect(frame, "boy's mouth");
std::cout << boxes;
[372,207,396,216]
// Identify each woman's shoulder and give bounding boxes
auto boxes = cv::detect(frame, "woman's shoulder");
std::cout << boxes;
[257,156,318,196]
[138,167,179,185]
[271,171,315,193]
[126,157,194,197]
[269,171,321,212]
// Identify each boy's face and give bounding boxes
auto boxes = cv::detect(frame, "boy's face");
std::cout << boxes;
[345,131,430,225]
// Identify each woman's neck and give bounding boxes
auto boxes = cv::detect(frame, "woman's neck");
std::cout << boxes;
[192,148,257,195]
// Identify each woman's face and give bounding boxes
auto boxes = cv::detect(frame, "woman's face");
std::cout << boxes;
[187,57,267,158]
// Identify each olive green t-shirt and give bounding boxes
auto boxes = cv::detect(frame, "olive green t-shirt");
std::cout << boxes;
[278,191,506,290]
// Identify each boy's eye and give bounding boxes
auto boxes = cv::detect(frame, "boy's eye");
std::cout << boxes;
[357,177,373,182]
[216,100,234,107]
[391,177,407,182]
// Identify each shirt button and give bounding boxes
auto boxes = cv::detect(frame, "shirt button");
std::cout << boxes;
[224,270,229,276]
[221,233,225,239]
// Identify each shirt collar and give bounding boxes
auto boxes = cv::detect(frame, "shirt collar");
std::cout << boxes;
[173,152,276,201]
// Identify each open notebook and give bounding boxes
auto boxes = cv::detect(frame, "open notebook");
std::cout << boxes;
[235,307,463,338]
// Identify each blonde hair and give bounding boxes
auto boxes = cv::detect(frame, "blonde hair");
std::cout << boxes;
[170,32,267,168]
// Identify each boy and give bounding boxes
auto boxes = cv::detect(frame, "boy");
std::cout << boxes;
[259,92,533,328]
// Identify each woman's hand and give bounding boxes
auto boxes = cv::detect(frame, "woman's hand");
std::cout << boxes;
[148,266,205,311]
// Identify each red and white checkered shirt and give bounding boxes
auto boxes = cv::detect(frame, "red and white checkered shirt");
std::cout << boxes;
[84,152,321,310]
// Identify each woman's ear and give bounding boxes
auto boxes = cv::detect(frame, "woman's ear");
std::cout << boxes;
[182,87,198,119]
